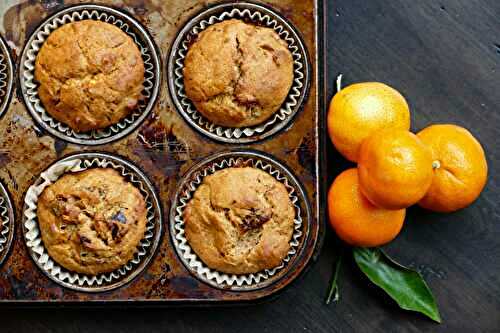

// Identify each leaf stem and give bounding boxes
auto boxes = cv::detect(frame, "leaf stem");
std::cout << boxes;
[325,252,343,305]
[336,73,343,93]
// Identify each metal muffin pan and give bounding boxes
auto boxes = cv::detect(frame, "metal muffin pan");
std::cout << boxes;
[18,4,161,146]
[0,0,323,305]
[170,150,311,291]
[167,2,311,143]
[21,152,163,292]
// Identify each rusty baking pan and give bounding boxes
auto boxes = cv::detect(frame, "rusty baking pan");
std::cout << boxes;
[0,0,325,305]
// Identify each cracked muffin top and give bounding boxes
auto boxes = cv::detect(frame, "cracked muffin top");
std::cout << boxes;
[183,19,294,128]
[184,167,295,274]
[34,20,145,133]
[37,168,147,275]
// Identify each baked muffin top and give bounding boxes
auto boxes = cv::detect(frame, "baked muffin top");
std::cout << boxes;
[37,168,147,275]
[183,19,294,128]
[184,167,295,274]
[34,20,145,133]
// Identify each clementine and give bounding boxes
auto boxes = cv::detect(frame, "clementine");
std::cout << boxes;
[327,82,411,162]
[328,168,405,247]
[358,129,434,209]
[417,124,488,212]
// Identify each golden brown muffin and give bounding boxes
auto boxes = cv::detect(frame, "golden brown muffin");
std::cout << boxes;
[184,167,295,274]
[37,168,147,275]
[183,19,294,128]
[34,20,145,132]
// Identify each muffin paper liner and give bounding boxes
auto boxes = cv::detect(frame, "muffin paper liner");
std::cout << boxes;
[170,151,310,290]
[0,35,14,119]
[0,182,14,267]
[168,2,310,143]
[19,5,161,145]
[22,153,162,292]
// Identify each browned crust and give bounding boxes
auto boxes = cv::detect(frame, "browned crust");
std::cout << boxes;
[183,19,294,128]
[37,168,147,275]
[184,167,295,274]
[34,20,145,133]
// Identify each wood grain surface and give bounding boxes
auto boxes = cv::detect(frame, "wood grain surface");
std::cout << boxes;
[1,0,499,332]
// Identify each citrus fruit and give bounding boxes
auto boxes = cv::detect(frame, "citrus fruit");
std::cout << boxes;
[327,82,411,162]
[328,168,405,247]
[417,124,488,212]
[358,128,434,209]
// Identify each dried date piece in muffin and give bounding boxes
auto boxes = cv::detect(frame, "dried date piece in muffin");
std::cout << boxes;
[183,19,294,128]
[37,168,147,275]
[184,167,295,274]
[34,20,145,132]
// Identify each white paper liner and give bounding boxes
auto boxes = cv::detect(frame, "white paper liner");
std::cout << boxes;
[23,156,159,291]
[0,36,13,118]
[20,6,159,144]
[171,5,308,142]
[172,156,304,289]
[0,196,12,259]
[0,53,7,99]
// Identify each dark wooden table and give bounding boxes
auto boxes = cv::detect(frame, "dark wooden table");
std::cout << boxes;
[1,0,499,331]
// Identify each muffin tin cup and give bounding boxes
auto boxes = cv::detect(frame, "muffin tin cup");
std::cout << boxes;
[22,153,163,292]
[0,181,15,268]
[0,34,14,120]
[167,2,311,143]
[19,4,161,146]
[170,150,311,291]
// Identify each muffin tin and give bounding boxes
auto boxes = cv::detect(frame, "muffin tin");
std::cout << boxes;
[0,0,325,305]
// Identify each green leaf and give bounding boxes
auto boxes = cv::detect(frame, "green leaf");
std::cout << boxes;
[353,247,441,323]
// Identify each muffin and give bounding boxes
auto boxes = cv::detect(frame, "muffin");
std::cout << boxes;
[34,20,145,132]
[184,167,295,274]
[37,168,147,275]
[183,19,294,128]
